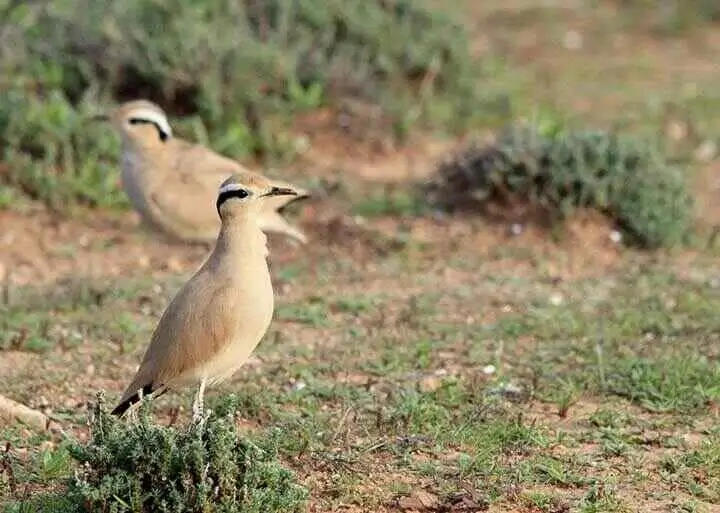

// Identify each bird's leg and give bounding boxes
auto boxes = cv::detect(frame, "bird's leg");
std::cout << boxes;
[127,388,144,422]
[192,378,207,422]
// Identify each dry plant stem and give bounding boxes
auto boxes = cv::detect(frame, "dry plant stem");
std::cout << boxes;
[0,394,49,430]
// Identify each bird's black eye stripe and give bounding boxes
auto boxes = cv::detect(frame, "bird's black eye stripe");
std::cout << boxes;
[128,117,170,142]
[216,188,250,211]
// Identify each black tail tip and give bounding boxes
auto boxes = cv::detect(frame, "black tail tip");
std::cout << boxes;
[110,384,157,416]
[110,383,168,417]
[110,398,134,416]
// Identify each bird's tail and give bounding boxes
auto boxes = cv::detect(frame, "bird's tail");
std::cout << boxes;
[111,383,167,416]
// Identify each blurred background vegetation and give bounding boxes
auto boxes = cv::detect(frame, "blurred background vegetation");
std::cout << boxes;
[0,0,500,210]
[0,0,718,238]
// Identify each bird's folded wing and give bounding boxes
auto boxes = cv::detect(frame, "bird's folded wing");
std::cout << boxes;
[175,139,245,189]
[117,283,239,406]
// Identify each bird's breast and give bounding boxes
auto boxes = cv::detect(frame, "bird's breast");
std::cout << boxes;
[200,268,275,385]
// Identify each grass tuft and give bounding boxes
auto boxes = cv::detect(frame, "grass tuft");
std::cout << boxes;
[615,0,720,35]
[607,357,720,413]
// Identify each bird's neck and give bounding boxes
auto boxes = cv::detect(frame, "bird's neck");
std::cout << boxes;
[211,216,269,265]
[121,138,171,192]
[122,136,168,163]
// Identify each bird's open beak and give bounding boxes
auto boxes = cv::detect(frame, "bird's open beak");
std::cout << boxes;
[262,186,298,197]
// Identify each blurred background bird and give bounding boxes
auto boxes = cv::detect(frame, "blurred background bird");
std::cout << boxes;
[93,100,310,246]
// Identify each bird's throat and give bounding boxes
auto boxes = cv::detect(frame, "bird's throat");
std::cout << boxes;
[214,218,269,260]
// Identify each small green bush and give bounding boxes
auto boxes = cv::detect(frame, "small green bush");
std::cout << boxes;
[424,124,694,249]
[0,0,492,209]
[13,393,307,513]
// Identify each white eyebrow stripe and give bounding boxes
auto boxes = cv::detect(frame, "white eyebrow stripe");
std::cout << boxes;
[218,182,246,195]
[128,108,173,138]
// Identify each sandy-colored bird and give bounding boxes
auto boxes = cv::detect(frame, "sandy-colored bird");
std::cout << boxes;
[111,171,298,417]
[95,99,308,245]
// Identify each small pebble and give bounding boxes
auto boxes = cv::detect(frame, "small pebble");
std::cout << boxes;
[419,376,442,392]
[549,293,563,306]
[694,140,717,162]
[563,30,583,50]
[488,381,524,399]
[666,120,688,141]
[610,230,622,244]
[294,135,310,154]
[165,257,183,273]
[482,365,496,375]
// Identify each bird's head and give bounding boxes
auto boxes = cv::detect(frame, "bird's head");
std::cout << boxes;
[90,99,172,146]
[216,172,299,222]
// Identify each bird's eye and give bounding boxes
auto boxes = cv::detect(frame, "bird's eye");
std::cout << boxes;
[236,189,249,199]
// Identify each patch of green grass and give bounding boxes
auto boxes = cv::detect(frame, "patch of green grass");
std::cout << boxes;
[0,92,127,211]
[0,277,153,353]
[659,430,720,502]
[484,269,720,413]
[521,491,570,512]
[351,185,428,218]
[276,298,331,328]
[607,357,720,413]
[615,0,720,35]
[332,295,378,315]
[526,456,588,488]
[579,482,625,512]
[0,185,21,209]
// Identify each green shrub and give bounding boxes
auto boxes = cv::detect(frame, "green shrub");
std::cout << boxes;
[0,90,125,210]
[10,393,307,513]
[0,0,492,209]
[424,124,694,249]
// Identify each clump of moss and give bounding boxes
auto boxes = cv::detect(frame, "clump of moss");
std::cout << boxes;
[425,124,694,249]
